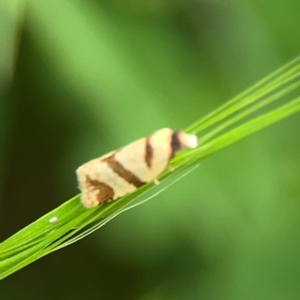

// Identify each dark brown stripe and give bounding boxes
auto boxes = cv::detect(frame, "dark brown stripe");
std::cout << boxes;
[145,137,153,168]
[85,176,114,204]
[103,155,145,187]
[170,131,183,159]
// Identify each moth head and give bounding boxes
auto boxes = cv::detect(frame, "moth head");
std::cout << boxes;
[170,130,198,157]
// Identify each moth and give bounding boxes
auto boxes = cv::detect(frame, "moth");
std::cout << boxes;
[76,128,197,208]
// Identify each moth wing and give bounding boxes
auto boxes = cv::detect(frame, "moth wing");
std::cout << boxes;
[76,150,137,208]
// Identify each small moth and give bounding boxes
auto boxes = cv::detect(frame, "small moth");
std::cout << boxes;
[76,128,197,208]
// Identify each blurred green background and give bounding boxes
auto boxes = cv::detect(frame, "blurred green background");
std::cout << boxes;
[1,0,300,299]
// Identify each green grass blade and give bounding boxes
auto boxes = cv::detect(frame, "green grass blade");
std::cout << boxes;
[186,57,300,134]
[1,57,300,280]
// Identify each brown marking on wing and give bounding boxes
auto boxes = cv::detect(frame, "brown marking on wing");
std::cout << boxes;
[145,137,153,168]
[103,155,145,188]
[170,131,183,159]
[86,176,115,204]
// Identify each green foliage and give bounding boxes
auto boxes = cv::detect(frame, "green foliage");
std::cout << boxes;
[2,1,300,299]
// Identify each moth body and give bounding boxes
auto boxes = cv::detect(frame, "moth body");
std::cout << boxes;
[76,128,197,208]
